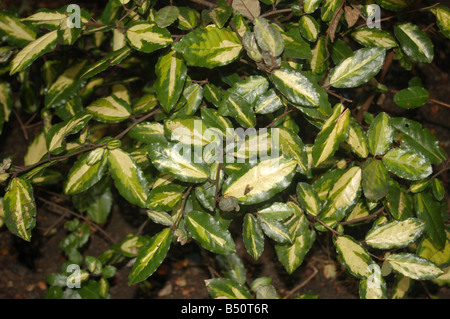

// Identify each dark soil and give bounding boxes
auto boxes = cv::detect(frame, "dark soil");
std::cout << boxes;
[0,0,449,300]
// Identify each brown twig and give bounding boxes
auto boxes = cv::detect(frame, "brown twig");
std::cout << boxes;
[170,185,194,232]
[339,207,384,226]
[356,51,395,123]
[259,8,293,19]
[12,108,29,141]
[37,196,116,244]
[283,264,318,299]
[187,0,217,8]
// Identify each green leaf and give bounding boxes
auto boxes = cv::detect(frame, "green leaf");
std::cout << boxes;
[128,122,167,145]
[177,7,198,30]
[125,22,173,53]
[391,274,413,299]
[146,184,186,211]
[4,178,36,241]
[414,192,446,249]
[394,86,429,109]
[394,22,434,63]
[362,158,390,201]
[201,108,232,137]
[270,67,321,107]
[0,12,36,47]
[296,182,320,217]
[205,278,252,299]
[312,103,350,167]
[148,142,209,183]
[45,60,87,109]
[257,202,295,222]
[351,27,397,49]
[129,228,172,284]
[299,15,320,42]
[320,166,362,221]
[382,148,432,181]
[164,117,212,147]
[281,28,312,60]
[57,16,82,45]
[345,123,369,158]
[203,83,223,107]
[216,253,247,285]
[375,0,407,11]
[0,82,13,135]
[386,253,444,280]
[359,264,387,299]
[154,50,187,113]
[365,218,425,249]
[431,179,445,201]
[384,180,414,220]
[64,151,108,195]
[278,127,308,175]
[253,17,284,57]
[72,179,113,224]
[155,6,180,28]
[275,211,315,274]
[321,0,342,22]
[107,148,149,208]
[331,38,353,65]
[257,215,292,244]
[222,155,297,205]
[185,210,236,254]
[333,235,374,279]
[242,213,265,260]
[309,37,328,74]
[390,117,447,165]
[173,25,242,68]
[46,112,92,154]
[202,2,233,28]
[430,5,450,39]
[219,92,256,128]
[329,47,386,88]
[10,30,58,75]
[80,46,131,80]
[86,95,131,123]
[304,0,323,13]
[417,230,450,266]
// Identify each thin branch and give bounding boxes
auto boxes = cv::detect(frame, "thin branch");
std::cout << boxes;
[339,207,384,226]
[37,196,116,244]
[264,108,294,128]
[11,108,160,177]
[283,264,318,299]
[213,162,223,210]
[12,108,29,141]
[387,88,450,109]
[259,8,293,19]
[187,0,217,8]
[170,185,194,232]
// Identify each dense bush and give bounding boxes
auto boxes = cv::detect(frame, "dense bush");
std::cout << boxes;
[0,0,449,299]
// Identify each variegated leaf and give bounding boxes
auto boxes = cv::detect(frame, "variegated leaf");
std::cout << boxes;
[126,22,173,53]
[394,22,434,63]
[107,148,149,208]
[242,213,265,260]
[86,95,132,123]
[334,235,374,279]
[329,47,386,88]
[0,12,36,47]
[146,184,186,211]
[222,156,297,205]
[4,178,36,241]
[63,151,108,195]
[365,218,425,249]
[155,50,187,113]
[185,210,236,254]
[129,228,172,284]
[382,148,432,180]
[10,30,58,75]
[148,142,209,183]
[386,253,444,280]
[173,25,242,68]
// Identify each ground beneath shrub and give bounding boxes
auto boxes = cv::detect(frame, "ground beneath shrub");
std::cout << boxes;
[0,0,450,300]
